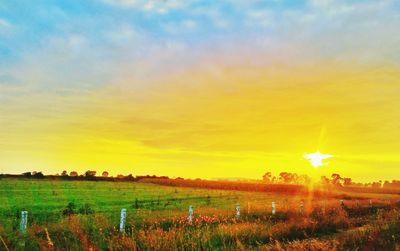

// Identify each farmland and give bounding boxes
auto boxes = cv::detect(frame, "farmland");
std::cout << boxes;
[0,178,400,250]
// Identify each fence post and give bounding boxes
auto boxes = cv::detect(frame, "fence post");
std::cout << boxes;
[235,203,240,219]
[119,208,126,233]
[188,205,193,223]
[300,200,304,215]
[272,201,276,215]
[20,211,28,233]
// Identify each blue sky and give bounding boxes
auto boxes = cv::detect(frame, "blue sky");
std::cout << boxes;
[1,0,399,95]
[2,0,399,66]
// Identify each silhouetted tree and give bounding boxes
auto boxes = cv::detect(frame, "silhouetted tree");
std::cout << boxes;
[61,170,68,176]
[102,171,109,177]
[125,174,134,181]
[331,173,342,186]
[279,172,298,184]
[85,170,96,177]
[32,172,44,179]
[371,181,382,188]
[343,177,352,186]
[262,172,272,183]
[70,171,78,177]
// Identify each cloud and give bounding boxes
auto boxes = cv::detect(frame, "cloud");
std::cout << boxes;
[246,9,273,28]
[0,18,14,36]
[101,0,189,13]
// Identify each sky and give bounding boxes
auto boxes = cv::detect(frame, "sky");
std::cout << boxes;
[0,0,400,182]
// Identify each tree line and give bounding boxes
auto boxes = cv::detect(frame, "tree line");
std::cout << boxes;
[262,171,400,190]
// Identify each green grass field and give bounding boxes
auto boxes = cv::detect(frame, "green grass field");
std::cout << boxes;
[0,179,303,228]
[1,178,400,250]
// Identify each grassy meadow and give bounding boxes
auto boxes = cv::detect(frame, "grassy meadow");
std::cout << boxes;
[0,178,400,250]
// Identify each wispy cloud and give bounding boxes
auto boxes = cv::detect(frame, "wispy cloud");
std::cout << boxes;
[0,18,14,36]
[101,0,189,13]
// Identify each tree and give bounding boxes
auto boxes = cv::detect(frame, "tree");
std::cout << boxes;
[371,181,382,188]
[32,172,44,178]
[22,172,32,178]
[262,172,272,183]
[102,171,109,177]
[61,170,68,177]
[85,170,96,177]
[331,173,342,186]
[70,171,78,177]
[343,177,352,186]
[279,172,298,184]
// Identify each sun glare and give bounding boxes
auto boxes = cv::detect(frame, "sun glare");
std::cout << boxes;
[304,151,333,168]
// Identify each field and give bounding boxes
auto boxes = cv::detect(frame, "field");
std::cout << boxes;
[1,178,400,250]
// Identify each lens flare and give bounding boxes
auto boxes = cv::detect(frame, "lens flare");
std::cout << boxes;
[304,151,333,168]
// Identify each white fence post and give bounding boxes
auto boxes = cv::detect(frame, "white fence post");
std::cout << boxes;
[188,205,193,223]
[119,208,126,233]
[20,211,28,233]
[235,203,240,219]
[272,201,276,215]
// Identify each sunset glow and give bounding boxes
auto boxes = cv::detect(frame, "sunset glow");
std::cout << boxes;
[304,152,333,168]
[0,1,399,182]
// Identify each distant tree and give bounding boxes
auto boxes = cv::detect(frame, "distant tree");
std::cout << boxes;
[102,171,109,177]
[331,173,342,186]
[85,170,96,177]
[32,172,44,179]
[61,170,68,176]
[383,180,390,188]
[279,172,298,184]
[70,171,78,177]
[117,174,124,179]
[262,172,272,183]
[371,181,382,189]
[22,172,32,178]
[343,177,352,186]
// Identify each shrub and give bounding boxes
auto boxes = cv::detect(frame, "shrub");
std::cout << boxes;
[62,202,77,216]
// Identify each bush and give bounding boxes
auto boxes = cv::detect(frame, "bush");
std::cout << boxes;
[62,202,76,216]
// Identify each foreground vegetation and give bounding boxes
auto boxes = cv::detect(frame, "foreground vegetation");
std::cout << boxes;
[0,179,399,250]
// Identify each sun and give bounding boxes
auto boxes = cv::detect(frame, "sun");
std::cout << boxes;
[304,151,333,168]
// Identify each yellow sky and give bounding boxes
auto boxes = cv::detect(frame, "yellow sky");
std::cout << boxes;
[1,62,399,182]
